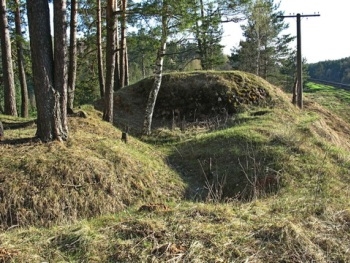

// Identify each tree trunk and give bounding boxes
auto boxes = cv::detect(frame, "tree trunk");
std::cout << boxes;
[67,0,78,112]
[124,44,129,86]
[199,0,208,70]
[141,54,146,78]
[103,0,117,122]
[97,0,105,98]
[114,1,120,91]
[54,0,68,138]
[14,0,29,118]
[27,0,67,142]
[256,31,261,76]
[119,0,128,89]
[0,0,17,116]
[142,12,167,135]
[292,76,298,105]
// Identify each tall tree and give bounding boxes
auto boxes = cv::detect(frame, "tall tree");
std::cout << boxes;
[230,0,293,82]
[189,0,249,70]
[139,0,195,135]
[0,0,17,116]
[67,0,78,112]
[103,0,117,122]
[142,2,168,135]
[14,0,29,118]
[113,0,120,90]
[118,0,128,88]
[27,0,68,141]
[127,28,158,81]
[193,0,225,70]
[97,0,105,97]
[54,0,68,137]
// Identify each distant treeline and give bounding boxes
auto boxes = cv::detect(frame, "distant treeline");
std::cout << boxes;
[308,57,350,84]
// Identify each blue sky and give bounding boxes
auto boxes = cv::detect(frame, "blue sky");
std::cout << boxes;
[221,0,350,63]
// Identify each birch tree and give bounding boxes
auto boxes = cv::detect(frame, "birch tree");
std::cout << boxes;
[142,4,167,135]
[137,0,196,135]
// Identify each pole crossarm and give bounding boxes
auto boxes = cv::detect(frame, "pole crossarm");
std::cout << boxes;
[277,13,320,109]
[278,14,320,19]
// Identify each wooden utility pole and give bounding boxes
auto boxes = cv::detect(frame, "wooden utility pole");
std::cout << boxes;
[279,13,320,109]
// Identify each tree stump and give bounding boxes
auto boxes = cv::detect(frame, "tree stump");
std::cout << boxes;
[121,132,128,143]
[121,126,129,143]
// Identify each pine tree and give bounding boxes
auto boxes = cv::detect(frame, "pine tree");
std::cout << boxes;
[14,0,28,118]
[193,0,225,70]
[67,0,78,112]
[103,0,117,122]
[0,0,17,116]
[27,0,68,141]
[230,0,294,83]
[96,0,105,98]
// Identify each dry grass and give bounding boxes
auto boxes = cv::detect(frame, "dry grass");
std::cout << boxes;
[0,106,185,229]
[1,202,349,262]
[0,73,350,262]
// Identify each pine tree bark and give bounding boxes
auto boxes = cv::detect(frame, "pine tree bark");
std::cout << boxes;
[124,44,129,86]
[0,0,17,116]
[119,0,128,89]
[97,0,105,97]
[103,0,117,122]
[14,0,28,118]
[67,0,78,112]
[27,0,67,141]
[142,10,167,135]
[54,0,68,138]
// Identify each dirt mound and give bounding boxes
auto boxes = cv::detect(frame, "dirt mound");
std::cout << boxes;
[0,107,185,229]
[96,71,285,133]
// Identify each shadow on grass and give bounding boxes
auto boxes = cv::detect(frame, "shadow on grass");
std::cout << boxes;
[0,137,39,145]
[166,130,284,202]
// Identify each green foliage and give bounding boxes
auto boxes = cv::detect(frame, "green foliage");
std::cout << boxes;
[308,57,350,84]
[75,51,101,105]
[230,0,295,84]
[163,41,200,72]
[127,28,158,82]
[191,0,226,70]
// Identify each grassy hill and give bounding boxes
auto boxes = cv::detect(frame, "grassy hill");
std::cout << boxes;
[0,72,349,262]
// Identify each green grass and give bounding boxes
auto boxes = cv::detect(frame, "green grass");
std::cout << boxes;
[305,81,350,122]
[0,75,350,262]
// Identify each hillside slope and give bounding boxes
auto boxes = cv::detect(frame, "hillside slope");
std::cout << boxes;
[0,107,185,229]
[0,73,349,262]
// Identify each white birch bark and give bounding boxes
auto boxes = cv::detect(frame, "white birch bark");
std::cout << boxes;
[142,11,168,135]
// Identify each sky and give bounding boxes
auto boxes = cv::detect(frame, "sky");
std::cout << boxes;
[221,0,350,63]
